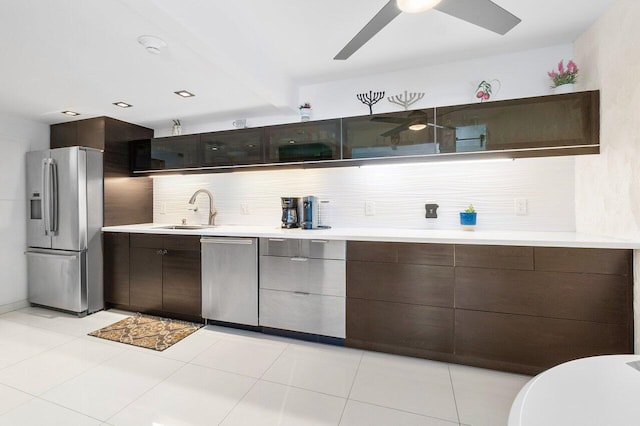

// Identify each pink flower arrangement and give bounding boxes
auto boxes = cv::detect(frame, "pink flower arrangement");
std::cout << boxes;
[548,60,579,88]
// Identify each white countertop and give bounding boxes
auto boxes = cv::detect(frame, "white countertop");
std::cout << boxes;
[101,223,640,249]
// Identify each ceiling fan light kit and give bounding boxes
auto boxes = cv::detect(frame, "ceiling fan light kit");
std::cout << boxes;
[396,0,442,13]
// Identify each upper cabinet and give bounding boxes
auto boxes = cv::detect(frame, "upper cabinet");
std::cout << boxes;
[201,128,264,167]
[436,91,599,154]
[342,109,436,159]
[129,91,600,174]
[266,120,341,163]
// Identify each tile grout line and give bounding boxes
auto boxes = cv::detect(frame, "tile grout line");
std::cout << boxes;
[215,342,291,425]
[448,364,462,425]
[337,349,364,425]
[102,359,190,424]
[346,396,461,425]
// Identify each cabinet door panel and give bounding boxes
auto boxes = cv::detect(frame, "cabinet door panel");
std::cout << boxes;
[163,235,201,251]
[396,243,454,266]
[130,247,163,310]
[163,249,201,317]
[347,261,454,307]
[347,298,454,354]
[455,245,533,270]
[103,233,130,306]
[150,135,200,170]
[455,267,630,324]
[535,247,632,275]
[130,234,164,249]
[266,120,341,163]
[200,128,264,166]
[347,241,397,263]
[455,310,631,370]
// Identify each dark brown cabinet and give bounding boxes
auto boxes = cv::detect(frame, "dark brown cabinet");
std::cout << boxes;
[266,119,341,163]
[104,233,202,321]
[437,91,599,154]
[342,109,436,159]
[346,242,455,360]
[50,116,154,226]
[103,232,130,306]
[345,241,633,375]
[149,135,201,170]
[201,128,264,166]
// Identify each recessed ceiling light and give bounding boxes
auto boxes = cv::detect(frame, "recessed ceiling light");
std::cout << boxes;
[174,90,195,98]
[113,102,132,108]
[62,110,80,116]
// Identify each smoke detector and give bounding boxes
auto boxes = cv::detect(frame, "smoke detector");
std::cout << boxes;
[137,35,167,55]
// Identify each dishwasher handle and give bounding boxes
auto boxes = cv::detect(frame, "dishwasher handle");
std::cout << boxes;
[200,237,254,245]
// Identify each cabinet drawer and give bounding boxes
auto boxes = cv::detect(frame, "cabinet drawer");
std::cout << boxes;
[347,241,454,266]
[455,267,630,324]
[455,245,533,270]
[347,261,454,307]
[260,238,345,259]
[535,247,632,275]
[259,289,345,338]
[130,233,163,249]
[455,309,631,370]
[163,235,201,251]
[260,256,345,297]
[347,298,454,355]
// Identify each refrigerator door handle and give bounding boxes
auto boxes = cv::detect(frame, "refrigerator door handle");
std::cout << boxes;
[50,160,59,234]
[42,158,51,235]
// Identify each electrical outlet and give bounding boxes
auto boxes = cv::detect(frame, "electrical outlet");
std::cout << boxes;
[160,202,167,215]
[240,202,250,215]
[515,198,528,216]
[365,201,376,216]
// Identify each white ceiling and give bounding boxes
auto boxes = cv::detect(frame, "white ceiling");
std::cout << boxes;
[0,0,615,130]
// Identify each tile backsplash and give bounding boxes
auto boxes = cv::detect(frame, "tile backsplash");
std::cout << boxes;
[153,156,576,232]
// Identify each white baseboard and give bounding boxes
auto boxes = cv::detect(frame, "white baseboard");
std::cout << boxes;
[0,299,30,315]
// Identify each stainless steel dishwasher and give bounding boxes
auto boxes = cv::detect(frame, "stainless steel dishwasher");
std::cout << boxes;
[201,237,258,326]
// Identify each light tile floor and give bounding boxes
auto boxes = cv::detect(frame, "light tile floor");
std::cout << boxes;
[0,307,531,425]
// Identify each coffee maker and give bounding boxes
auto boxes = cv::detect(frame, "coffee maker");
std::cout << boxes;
[281,197,299,228]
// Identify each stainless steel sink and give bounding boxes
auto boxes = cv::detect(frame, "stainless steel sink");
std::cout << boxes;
[153,225,216,230]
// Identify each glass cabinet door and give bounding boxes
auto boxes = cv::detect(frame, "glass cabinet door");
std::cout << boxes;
[200,128,264,167]
[149,135,201,170]
[266,119,340,163]
[436,92,598,153]
[342,109,436,159]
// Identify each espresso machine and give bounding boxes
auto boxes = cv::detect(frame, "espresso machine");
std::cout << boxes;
[281,197,299,228]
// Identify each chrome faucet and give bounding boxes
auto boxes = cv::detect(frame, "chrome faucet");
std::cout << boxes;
[188,189,217,225]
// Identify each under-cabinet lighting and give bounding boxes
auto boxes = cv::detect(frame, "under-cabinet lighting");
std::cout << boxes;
[113,102,132,108]
[174,90,195,98]
[62,110,80,116]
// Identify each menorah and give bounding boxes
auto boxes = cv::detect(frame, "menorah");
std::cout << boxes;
[357,90,385,115]
[387,90,425,110]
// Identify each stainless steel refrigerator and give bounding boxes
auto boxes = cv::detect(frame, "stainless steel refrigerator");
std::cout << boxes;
[25,146,103,315]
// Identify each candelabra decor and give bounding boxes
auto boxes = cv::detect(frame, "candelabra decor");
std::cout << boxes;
[387,90,425,110]
[357,90,385,114]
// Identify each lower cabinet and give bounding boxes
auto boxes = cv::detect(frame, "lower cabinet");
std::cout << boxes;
[104,232,202,320]
[259,238,346,338]
[346,241,633,375]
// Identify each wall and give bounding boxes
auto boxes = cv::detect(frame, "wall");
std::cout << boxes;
[573,0,640,352]
[0,112,49,313]
[154,156,575,231]
[154,44,578,232]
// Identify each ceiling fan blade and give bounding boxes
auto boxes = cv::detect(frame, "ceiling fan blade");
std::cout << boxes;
[334,0,401,60]
[433,0,521,35]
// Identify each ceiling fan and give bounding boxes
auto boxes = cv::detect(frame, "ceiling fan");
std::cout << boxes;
[334,0,521,60]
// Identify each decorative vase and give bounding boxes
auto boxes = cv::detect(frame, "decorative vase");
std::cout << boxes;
[552,83,576,95]
[299,107,311,122]
[459,212,477,231]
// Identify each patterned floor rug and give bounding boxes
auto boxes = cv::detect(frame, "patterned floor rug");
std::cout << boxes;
[88,313,203,351]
